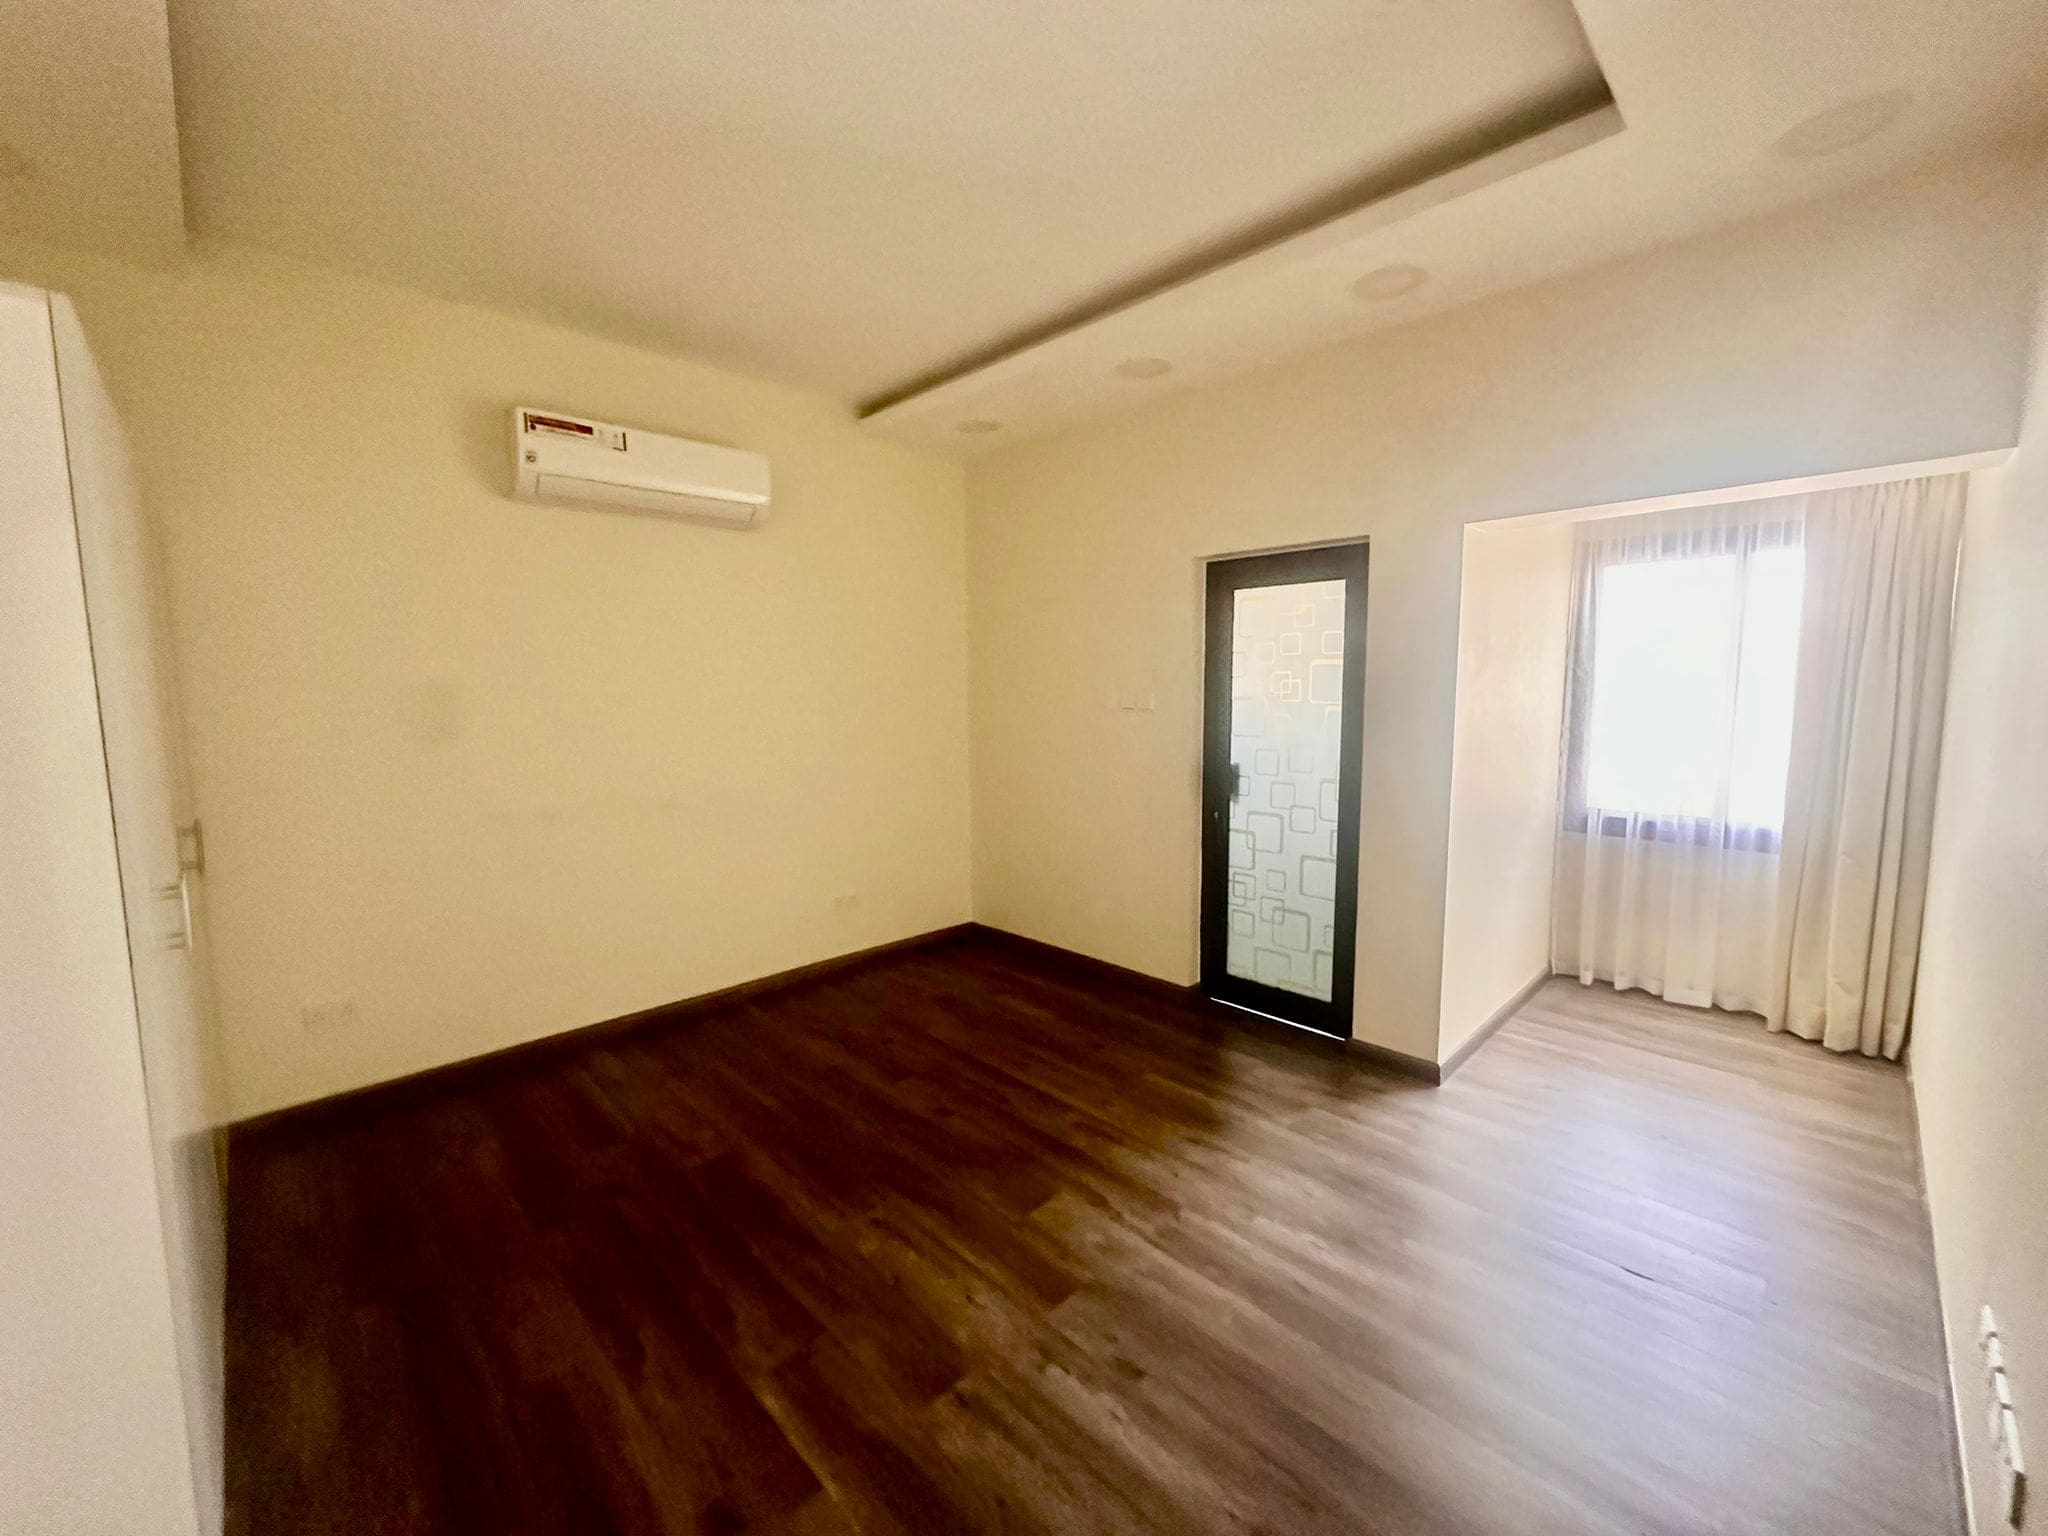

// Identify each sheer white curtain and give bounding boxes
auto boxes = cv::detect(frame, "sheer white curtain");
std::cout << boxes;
[1768,475,1966,1058]
[1550,499,1806,1012]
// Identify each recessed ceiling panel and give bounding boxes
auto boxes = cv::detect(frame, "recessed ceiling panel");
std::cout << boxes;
[864,0,2048,451]
[169,0,1608,400]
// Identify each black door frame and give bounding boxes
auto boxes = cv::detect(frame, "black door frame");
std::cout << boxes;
[1200,541,1369,1040]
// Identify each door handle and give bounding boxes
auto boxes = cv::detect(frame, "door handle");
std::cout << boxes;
[155,874,192,951]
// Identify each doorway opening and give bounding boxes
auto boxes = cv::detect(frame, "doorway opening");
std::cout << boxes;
[1200,542,1368,1039]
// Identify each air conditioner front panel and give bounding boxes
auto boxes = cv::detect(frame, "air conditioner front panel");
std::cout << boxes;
[512,407,771,527]
[530,472,761,525]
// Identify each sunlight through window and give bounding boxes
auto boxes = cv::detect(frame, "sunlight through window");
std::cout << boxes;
[1584,545,1803,827]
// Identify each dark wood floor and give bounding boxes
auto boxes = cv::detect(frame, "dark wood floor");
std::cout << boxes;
[225,933,1961,1535]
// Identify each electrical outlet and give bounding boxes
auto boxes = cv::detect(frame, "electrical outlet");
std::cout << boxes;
[1981,1306,2028,1527]
[2000,1404,2029,1528]
[300,998,359,1036]
[2001,1407,2029,1529]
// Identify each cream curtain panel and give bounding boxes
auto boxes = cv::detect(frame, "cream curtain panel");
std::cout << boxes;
[1767,475,1966,1058]
[1550,499,1805,1013]
[1551,473,1966,1061]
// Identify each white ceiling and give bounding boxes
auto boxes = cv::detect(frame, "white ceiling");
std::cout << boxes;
[0,0,185,258]
[866,0,2048,449]
[3,0,2045,451]
[163,0,1607,405]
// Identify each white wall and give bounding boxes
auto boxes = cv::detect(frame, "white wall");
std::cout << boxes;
[53,291,228,1530]
[967,154,2042,1062]
[1438,517,1572,1059]
[0,237,974,1120]
[0,282,202,1534]
[1911,192,2048,1531]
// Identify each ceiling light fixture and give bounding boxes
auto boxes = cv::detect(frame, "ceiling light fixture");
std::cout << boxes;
[955,419,1003,436]
[1114,357,1173,380]
[1350,263,1428,302]
[1774,89,1910,159]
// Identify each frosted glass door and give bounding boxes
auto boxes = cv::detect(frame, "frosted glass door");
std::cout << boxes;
[1225,579,1346,1000]
[1201,543,1366,1038]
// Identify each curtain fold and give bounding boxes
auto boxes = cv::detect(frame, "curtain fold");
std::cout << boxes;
[1550,498,1805,1014]
[1766,475,1966,1058]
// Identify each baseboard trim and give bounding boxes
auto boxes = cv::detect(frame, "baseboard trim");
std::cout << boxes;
[236,921,1484,1142]
[1903,1055,1978,1535]
[961,923,1201,1006]
[1343,1036,1441,1083]
[228,922,975,1140]
[967,923,1452,1084]
[1437,967,1552,1084]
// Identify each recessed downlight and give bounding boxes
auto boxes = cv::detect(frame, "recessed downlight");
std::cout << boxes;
[1774,89,1910,159]
[1350,263,1428,302]
[955,419,1003,436]
[1114,357,1173,380]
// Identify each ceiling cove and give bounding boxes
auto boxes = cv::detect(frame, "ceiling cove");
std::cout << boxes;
[859,85,1622,421]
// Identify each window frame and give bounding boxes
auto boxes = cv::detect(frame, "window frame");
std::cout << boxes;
[1558,517,1802,854]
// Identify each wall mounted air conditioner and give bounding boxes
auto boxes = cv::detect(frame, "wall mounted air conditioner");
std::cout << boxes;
[511,408,771,527]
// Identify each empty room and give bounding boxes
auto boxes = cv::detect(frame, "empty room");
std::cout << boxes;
[4,1,2046,1533]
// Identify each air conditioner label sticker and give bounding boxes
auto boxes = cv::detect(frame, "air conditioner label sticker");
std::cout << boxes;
[524,413,625,450]
[524,412,595,438]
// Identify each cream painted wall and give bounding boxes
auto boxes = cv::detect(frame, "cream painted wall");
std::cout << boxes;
[1437,517,1572,1059]
[0,237,973,1120]
[1911,202,2048,1532]
[967,155,2043,1061]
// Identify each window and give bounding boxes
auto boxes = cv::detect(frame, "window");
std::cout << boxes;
[1568,531,1804,840]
